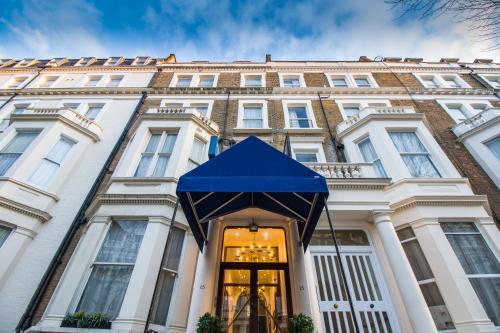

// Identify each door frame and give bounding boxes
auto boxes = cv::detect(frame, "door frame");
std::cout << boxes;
[216,262,293,331]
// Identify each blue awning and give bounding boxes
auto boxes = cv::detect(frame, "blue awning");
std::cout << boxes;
[176,136,329,251]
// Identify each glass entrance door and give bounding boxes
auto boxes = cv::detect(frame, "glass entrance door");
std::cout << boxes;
[218,227,291,333]
[219,266,290,333]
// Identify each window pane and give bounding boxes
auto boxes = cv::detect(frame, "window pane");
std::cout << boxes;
[85,106,103,120]
[331,78,347,87]
[161,134,177,154]
[355,78,371,87]
[176,76,192,87]
[420,282,455,330]
[343,106,360,118]
[401,155,440,178]
[29,159,59,187]
[441,222,478,233]
[245,75,261,87]
[396,227,415,241]
[190,138,205,164]
[134,155,152,177]
[401,239,434,281]
[444,233,500,275]
[0,132,38,176]
[153,156,169,176]
[46,137,74,163]
[486,137,500,161]
[164,227,185,271]
[390,132,427,153]
[446,106,467,122]
[96,221,147,263]
[310,230,369,246]
[284,78,300,87]
[469,278,500,326]
[145,134,161,152]
[243,106,263,128]
[198,75,214,87]
[77,265,133,320]
[295,153,318,163]
[0,225,12,247]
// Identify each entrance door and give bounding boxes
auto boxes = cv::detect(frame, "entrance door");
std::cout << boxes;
[310,230,399,333]
[218,227,291,333]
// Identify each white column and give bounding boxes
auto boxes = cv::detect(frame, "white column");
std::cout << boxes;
[113,216,170,332]
[186,220,221,332]
[0,227,35,290]
[412,218,496,333]
[372,212,437,333]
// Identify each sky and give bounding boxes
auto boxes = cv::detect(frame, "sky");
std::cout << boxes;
[0,0,498,62]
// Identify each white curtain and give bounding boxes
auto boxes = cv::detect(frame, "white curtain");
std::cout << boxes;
[390,132,440,178]
[288,107,309,128]
[0,132,38,176]
[469,278,500,326]
[135,134,161,176]
[77,221,146,319]
[243,107,263,128]
[153,134,177,177]
[0,225,12,247]
[190,138,205,164]
[358,139,387,177]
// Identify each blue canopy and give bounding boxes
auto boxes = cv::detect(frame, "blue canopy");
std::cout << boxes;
[176,136,329,251]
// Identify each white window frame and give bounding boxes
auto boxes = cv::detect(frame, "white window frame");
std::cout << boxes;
[415,73,470,88]
[74,57,96,67]
[437,99,492,123]
[290,140,326,163]
[106,75,124,87]
[103,57,124,66]
[38,75,60,88]
[278,73,305,88]
[170,73,219,88]
[356,136,388,178]
[484,136,500,161]
[478,74,500,89]
[84,75,103,87]
[160,99,214,118]
[283,100,317,129]
[133,131,178,177]
[325,73,378,88]
[337,99,391,120]
[187,136,207,171]
[5,76,29,89]
[236,100,269,129]
[241,73,265,87]
[85,103,105,121]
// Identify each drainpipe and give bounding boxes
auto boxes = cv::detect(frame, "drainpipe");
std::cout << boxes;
[218,90,233,152]
[317,93,346,162]
[460,64,500,99]
[16,90,148,332]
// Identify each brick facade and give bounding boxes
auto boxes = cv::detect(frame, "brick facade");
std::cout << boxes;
[304,72,329,87]
[216,73,241,88]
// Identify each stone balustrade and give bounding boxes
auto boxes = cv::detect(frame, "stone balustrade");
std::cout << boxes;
[148,106,219,131]
[337,106,415,133]
[304,162,379,178]
[452,107,500,138]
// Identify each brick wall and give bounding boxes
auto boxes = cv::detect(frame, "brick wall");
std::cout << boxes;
[216,73,240,88]
[304,73,329,87]
[150,71,173,88]
[460,74,486,89]
[391,99,500,220]
[312,99,344,162]
[210,99,238,135]
[266,72,280,87]
[373,72,423,88]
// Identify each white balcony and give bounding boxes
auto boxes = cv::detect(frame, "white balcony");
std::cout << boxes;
[146,106,219,131]
[337,106,417,135]
[452,108,500,139]
[305,162,380,179]
[10,108,103,141]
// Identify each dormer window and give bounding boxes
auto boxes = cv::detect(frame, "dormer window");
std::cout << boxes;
[104,57,122,66]
[198,75,215,87]
[75,57,95,66]
[47,58,68,67]
[133,56,150,66]
[15,59,36,67]
[0,59,14,67]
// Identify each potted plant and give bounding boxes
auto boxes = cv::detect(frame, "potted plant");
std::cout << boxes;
[196,312,224,333]
[61,311,111,329]
[289,313,315,333]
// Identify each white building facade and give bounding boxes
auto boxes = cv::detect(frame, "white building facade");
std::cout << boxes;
[0,56,498,333]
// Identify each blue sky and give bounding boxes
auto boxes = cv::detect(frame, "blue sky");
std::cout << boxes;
[0,0,498,62]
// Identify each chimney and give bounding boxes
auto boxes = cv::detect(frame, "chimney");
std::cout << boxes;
[165,53,176,63]
[265,54,272,62]
[359,56,372,62]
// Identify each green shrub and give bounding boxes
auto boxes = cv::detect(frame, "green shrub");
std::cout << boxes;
[196,313,224,333]
[61,311,111,329]
[289,313,315,333]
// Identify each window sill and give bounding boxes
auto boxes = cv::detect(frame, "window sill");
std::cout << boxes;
[233,128,273,134]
